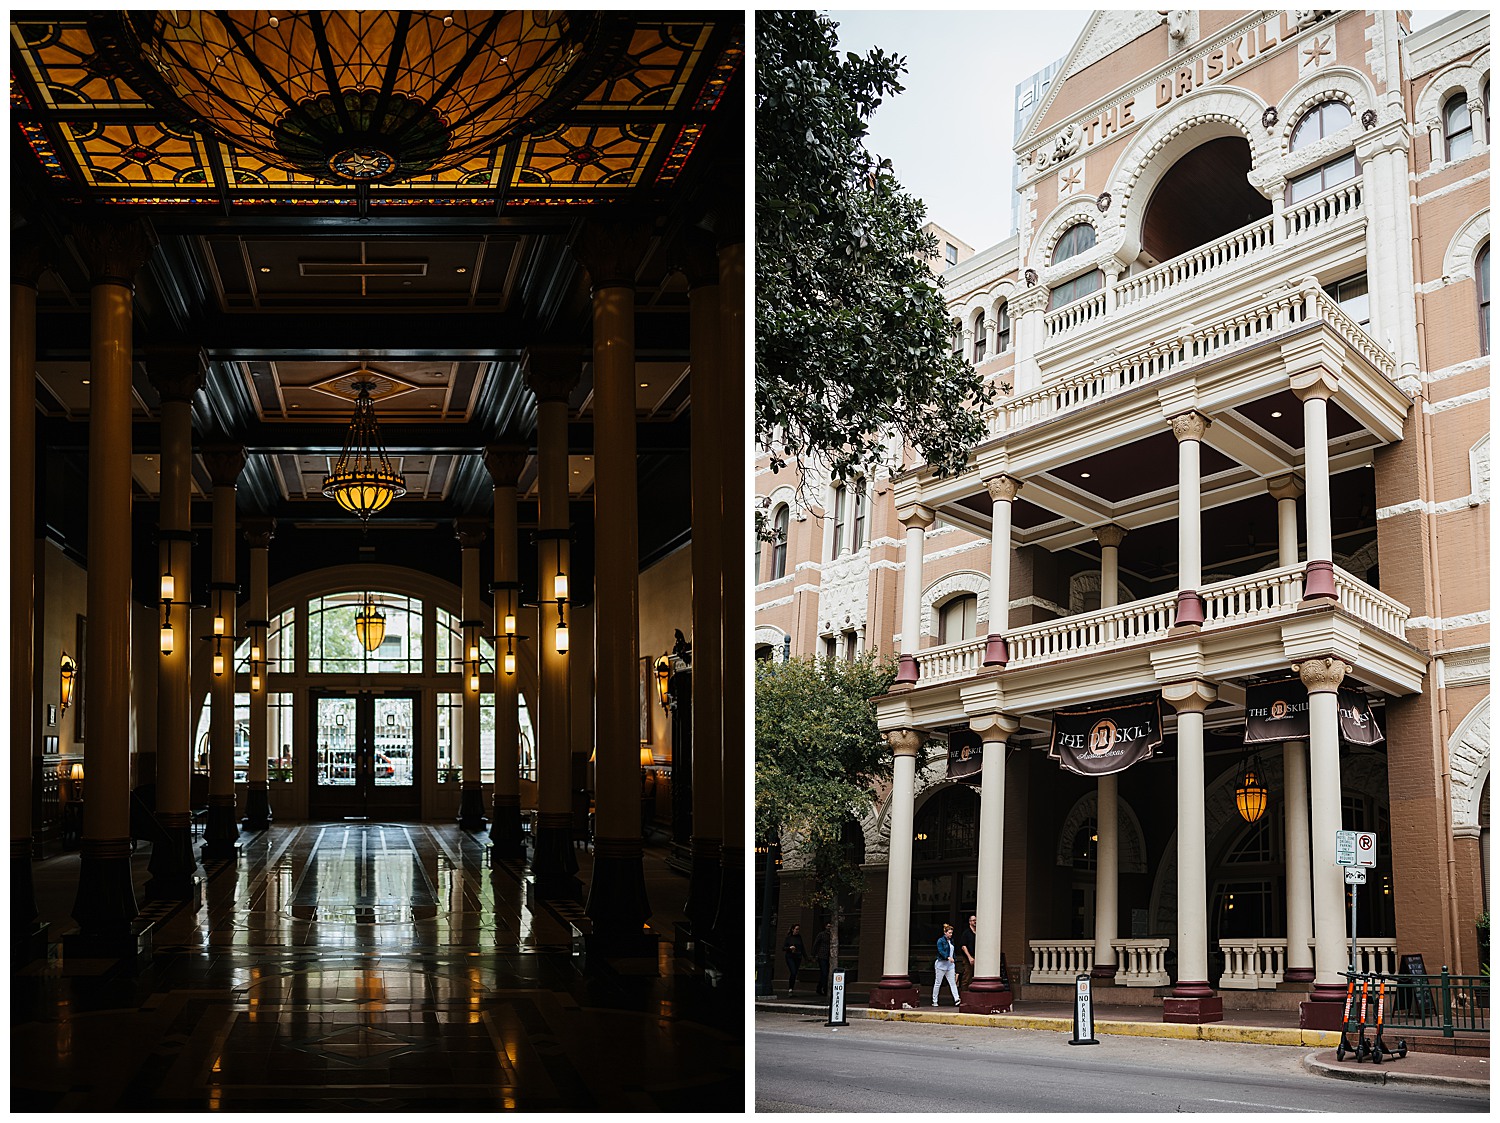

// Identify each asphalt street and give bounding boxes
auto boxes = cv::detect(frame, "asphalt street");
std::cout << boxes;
[755,1012,1489,1113]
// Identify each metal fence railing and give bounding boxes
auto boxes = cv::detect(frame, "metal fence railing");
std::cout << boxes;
[1380,968,1490,1036]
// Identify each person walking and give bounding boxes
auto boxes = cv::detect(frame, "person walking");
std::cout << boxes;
[784,923,806,996]
[933,923,960,1006]
[957,914,977,993]
[813,922,832,996]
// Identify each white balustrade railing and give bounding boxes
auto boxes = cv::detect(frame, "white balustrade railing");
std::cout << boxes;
[913,566,1407,684]
[1115,216,1275,310]
[1310,938,1400,976]
[1283,178,1363,239]
[1218,938,1289,989]
[1043,287,1107,339]
[1308,286,1396,379]
[1334,570,1410,637]
[1112,938,1172,987]
[1028,940,1095,984]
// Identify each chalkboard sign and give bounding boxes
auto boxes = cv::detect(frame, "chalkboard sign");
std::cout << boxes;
[1399,953,1434,1016]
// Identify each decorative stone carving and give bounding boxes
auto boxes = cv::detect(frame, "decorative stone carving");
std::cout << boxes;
[522,347,581,403]
[1448,695,1489,832]
[201,445,247,488]
[455,520,488,550]
[886,729,925,757]
[145,345,208,405]
[1095,191,1111,213]
[1471,435,1490,504]
[1262,105,1279,129]
[921,571,990,638]
[1166,10,1191,47]
[1067,9,1169,76]
[1055,790,1149,873]
[71,219,156,287]
[1169,410,1211,443]
[1053,123,1081,163]
[1266,474,1305,503]
[242,519,276,551]
[1361,108,1378,130]
[984,474,1022,504]
[11,228,51,287]
[1024,269,1038,287]
[570,216,652,290]
[897,504,936,531]
[819,552,872,637]
[1094,524,1126,550]
[1294,656,1349,694]
[483,445,530,489]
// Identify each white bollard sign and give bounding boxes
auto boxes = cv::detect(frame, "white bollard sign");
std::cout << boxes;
[1069,973,1099,1046]
[827,970,848,1027]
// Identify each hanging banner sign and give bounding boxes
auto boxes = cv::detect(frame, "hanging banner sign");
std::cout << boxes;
[947,736,983,784]
[1048,694,1164,777]
[1243,679,1384,747]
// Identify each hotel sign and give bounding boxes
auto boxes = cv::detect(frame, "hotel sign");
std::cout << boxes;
[1048,694,1164,777]
[947,739,983,784]
[1244,678,1385,747]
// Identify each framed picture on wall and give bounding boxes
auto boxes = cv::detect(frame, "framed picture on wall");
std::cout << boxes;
[74,614,87,742]
[638,657,650,743]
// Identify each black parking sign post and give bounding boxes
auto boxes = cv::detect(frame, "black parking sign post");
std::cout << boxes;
[1069,973,1099,1045]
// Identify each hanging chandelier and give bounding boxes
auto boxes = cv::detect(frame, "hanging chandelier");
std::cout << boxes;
[322,379,406,521]
[354,593,387,652]
[93,12,623,185]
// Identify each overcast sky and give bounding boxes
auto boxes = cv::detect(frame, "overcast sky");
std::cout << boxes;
[828,8,1461,253]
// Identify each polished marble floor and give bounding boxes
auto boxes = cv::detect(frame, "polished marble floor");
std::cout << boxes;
[14,823,743,1111]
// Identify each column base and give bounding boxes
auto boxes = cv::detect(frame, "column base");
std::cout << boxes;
[489,794,525,865]
[982,634,1009,667]
[959,976,1013,1013]
[1283,966,1316,983]
[584,835,651,944]
[708,846,743,974]
[1301,558,1339,602]
[868,977,921,1010]
[532,813,580,898]
[1173,589,1205,626]
[1090,963,1118,981]
[1300,982,1349,1030]
[684,836,723,936]
[1163,987,1223,1024]
[203,797,239,860]
[11,839,43,961]
[457,783,488,832]
[894,653,919,684]
[70,839,139,939]
[146,822,201,901]
[62,920,153,968]
[242,782,272,831]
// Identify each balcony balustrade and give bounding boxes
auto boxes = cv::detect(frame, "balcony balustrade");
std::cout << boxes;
[912,564,1408,688]
[1027,938,1171,986]
[1114,216,1276,312]
[1218,937,1289,989]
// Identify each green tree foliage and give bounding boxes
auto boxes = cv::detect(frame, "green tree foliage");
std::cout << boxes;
[755,652,897,908]
[755,10,993,484]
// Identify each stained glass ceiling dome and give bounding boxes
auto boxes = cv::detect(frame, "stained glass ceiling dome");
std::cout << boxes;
[95,10,618,185]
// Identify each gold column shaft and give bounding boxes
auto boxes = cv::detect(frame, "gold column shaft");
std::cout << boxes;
[492,481,520,806]
[12,281,38,845]
[536,398,572,823]
[156,400,193,817]
[716,241,746,861]
[209,483,237,801]
[688,280,724,844]
[246,540,268,785]
[461,539,482,785]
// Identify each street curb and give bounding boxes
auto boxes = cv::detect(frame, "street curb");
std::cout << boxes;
[1301,1051,1490,1091]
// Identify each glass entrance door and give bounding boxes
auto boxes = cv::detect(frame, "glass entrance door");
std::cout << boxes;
[310,691,420,820]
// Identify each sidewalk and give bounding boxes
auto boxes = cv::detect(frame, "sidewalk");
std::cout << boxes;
[757,991,1489,1092]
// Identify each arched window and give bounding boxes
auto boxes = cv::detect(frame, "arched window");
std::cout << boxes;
[1289,100,1352,151]
[1479,242,1490,356]
[937,594,978,645]
[995,301,1011,353]
[754,520,763,583]
[831,483,847,558]
[1445,92,1474,162]
[972,310,987,363]
[1052,222,1096,264]
[754,643,775,662]
[850,479,867,550]
[308,592,424,673]
[951,319,963,360]
[771,504,789,580]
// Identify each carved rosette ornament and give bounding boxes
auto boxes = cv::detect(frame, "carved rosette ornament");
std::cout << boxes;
[1169,410,1211,443]
[984,474,1022,504]
[483,445,530,489]
[1294,656,1348,695]
[1096,191,1112,213]
[1361,108,1378,130]
[1262,106,1279,130]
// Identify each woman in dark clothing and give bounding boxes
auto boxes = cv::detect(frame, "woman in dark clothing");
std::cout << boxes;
[784,924,806,996]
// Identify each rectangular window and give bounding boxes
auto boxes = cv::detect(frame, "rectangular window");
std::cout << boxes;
[843,631,858,660]
[1049,269,1102,309]
[996,304,1011,353]
[831,485,847,558]
[945,242,958,265]
[851,480,866,550]
[824,635,838,662]
[1325,273,1370,326]
[973,317,987,364]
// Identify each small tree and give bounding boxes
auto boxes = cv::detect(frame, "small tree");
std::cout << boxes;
[755,652,898,991]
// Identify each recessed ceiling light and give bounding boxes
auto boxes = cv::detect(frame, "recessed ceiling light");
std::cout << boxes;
[81,379,90,385]
[259,266,270,274]
[428,404,438,409]
[639,381,649,388]
[402,280,413,286]
[291,403,300,408]
[582,456,591,461]
[1270,410,1282,418]
[144,455,154,461]
[1080,471,1091,478]
[456,267,467,274]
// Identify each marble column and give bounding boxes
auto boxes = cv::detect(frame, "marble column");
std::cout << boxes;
[12,235,48,959]
[869,728,924,1009]
[1162,678,1223,1023]
[1168,411,1211,627]
[1010,284,1048,394]
[485,446,529,864]
[1268,475,1315,982]
[145,347,205,900]
[1092,524,1126,979]
[961,712,1019,1013]
[1297,656,1353,1028]
[457,520,488,831]
[683,240,725,942]
[1289,359,1340,602]
[201,446,245,862]
[241,521,274,831]
[523,348,581,894]
[712,233,746,968]
[981,476,1020,666]
[575,218,654,949]
[894,505,936,683]
[67,221,155,952]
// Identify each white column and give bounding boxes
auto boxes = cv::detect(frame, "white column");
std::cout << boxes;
[1093,524,1125,976]
[965,712,1019,1011]
[1164,679,1219,1012]
[872,728,923,1007]
[1169,411,1210,626]
[894,506,934,683]
[1289,362,1339,601]
[1470,99,1487,147]
[1011,285,1048,394]
[1299,657,1351,1001]
[982,476,1020,665]
[1096,524,1125,609]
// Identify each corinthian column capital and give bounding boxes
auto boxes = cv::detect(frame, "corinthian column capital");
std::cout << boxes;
[1094,523,1127,549]
[886,729,926,757]
[897,504,935,531]
[522,346,581,404]
[1294,656,1349,695]
[1169,410,1212,443]
[202,445,246,488]
[984,474,1022,503]
[71,219,156,288]
[483,445,529,489]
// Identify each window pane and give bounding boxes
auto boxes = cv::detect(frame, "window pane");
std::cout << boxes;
[308,593,423,673]
[1053,223,1096,264]
[1050,268,1101,308]
[1323,153,1356,189]
[1288,168,1321,203]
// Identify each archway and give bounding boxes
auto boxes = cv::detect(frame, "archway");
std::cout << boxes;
[1140,136,1269,265]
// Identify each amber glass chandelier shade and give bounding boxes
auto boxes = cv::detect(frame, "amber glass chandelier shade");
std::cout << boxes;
[322,380,406,521]
[355,597,387,652]
[102,11,611,185]
[1235,767,1269,823]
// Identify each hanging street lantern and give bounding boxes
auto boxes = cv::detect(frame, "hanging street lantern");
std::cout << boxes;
[322,379,406,521]
[1235,753,1270,823]
[354,593,387,652]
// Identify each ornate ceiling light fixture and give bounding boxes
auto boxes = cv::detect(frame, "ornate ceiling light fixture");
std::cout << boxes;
[94,11,624,185]
[354,593,387,653]
[322,378,406,521]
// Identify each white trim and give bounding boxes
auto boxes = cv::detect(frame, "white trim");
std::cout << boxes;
[1377,496,1488,518]
[1423,387,1489,413]
[1448,694,1489,832]
[756,596,794,611]
[1405,611,1490,631]
[1439,209,1490,282]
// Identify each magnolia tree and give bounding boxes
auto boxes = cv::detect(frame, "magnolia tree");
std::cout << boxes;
[756,9,992,508]
[755,652,897,995]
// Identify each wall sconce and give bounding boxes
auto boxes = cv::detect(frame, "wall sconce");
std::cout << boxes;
[59,652,77,714]
[535,530,570,655]
[246,619,268,693]
[1235,751,1269,823]
[157,528,194,656]
[488,580,527,677]
[461,619,483,694]
[654,654,672,710]
[202,581,243,677]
